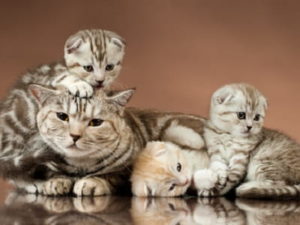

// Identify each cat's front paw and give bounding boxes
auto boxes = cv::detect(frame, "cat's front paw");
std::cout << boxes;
[194,169,218,190]
[73,177,112,196]
[68,80,94,98]
[42,178,73,196]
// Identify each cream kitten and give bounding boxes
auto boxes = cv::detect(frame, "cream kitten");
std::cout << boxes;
[194,83,267,197]
[131,141,209,197]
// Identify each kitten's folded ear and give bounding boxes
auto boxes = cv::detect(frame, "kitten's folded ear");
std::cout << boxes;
[107,31,126,48]
[106,88,136,107]
[64,34,83,54]
[28,84,57,105]
[212,86,234,105]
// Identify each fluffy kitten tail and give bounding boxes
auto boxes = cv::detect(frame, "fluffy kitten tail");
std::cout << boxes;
[236,182,300,199]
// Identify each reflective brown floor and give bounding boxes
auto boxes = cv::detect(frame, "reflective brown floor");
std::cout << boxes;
[1,1,300,223]
[1,192,300,225]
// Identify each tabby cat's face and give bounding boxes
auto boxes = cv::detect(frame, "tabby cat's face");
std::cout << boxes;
[131,142,192,197]
[210,83,267,137]
[64,29,125,88]
[30,85,134,159]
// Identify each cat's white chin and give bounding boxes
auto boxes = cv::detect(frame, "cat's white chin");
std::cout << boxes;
[63,146,96,158]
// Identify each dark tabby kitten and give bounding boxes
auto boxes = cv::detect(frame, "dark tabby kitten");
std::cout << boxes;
[0,85,206,196]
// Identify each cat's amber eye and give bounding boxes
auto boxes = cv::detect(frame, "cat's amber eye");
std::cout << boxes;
[88,119,103,127]
[169,183,176,191]
[83,65,94,72]
[56,112,69,121]
[177,163,182,172]
[105,64,114,71]
[237,112,246,120]
[254,114,260,121]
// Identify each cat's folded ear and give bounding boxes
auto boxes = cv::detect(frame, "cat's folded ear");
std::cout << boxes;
[64,34,83,54]
[107,31,126,49]
[260,95,268,111]
[28,84,57,105]
[144,141,168,157]
[212,86,234,105]
[106,88,136,108]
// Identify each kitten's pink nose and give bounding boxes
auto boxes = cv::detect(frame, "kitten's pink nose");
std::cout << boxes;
[70,134,80,143]
[178,179,190,186]
[95,80,104,88]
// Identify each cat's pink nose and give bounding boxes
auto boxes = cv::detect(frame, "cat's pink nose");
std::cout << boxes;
[70,134,80,143]
[178,179,190,186]
[95,80,104,88]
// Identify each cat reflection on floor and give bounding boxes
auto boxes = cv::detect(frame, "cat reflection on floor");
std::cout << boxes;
[2,192,300,225]
[131,197,246,225]
[1,192,132,225]
[237,199,300,225]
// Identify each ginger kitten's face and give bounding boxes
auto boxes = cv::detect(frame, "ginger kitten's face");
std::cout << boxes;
[131,142,192,197]
[29,85,134,160]
[64,29,125,89]
[210,83,267,137]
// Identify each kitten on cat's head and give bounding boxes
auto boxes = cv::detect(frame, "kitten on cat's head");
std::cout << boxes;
[64,29,126,89]
[209,83,268,137]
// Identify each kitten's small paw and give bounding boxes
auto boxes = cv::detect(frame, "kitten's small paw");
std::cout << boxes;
[197,189,216,198]
[216,171,228,189]
[68,81,94,98]
[194,169,218,190]
[73,177,112,196]
[42,178,73,196]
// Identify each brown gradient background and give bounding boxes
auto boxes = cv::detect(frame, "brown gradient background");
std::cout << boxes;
[0,0,300,201]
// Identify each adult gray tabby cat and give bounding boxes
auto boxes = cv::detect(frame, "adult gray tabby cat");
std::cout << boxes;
[1,84,206,196]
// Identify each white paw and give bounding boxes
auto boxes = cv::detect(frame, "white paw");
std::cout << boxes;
[73,177,112,196]
[42,178,73,196]
[194,169,218,189]
[68,81,93,98]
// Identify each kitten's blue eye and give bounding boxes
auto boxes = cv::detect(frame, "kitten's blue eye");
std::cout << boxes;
[56,112,69,121]
[88,119,103,127]
[83,65,94,72]
[105,64,114,71]
[177,163,182,172]
[237,112,246,120]
[254,114,260,121]
[169,183,176,191]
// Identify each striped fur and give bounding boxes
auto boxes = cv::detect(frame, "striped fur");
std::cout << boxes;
[236,128,300,199]
[20,29,125,98]
[63,29,126,90]
[0,84,208,196]
[194,83,266,197]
